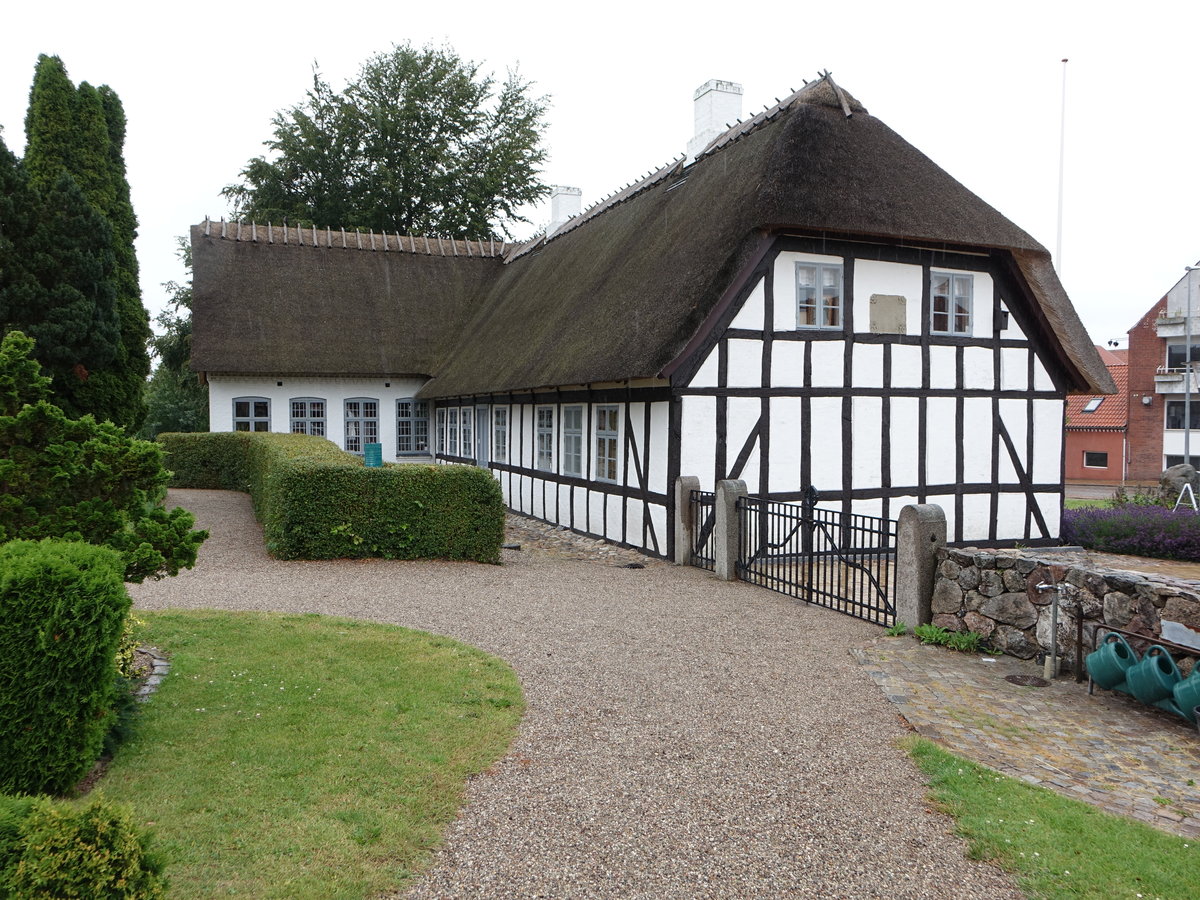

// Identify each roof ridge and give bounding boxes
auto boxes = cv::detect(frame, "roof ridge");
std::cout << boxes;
[201,217,506,259]
[507,72,866,263]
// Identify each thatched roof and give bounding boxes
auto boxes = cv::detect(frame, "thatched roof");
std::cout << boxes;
[191,222,498,376]
[191,75,1113,396]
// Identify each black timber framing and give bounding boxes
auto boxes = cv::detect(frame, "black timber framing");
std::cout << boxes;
[670,231,1068,540]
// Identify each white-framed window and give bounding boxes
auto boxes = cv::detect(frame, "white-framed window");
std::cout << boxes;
[1083,451,1108,468]
[562,405,584,477]
[796,262,843,329]
[492,408,508,463]
[1081,398,1103,414]
[595,405,620,483]
[290,398,325,436]
[344,398,378,454]
[447,407,459,456]
[396,399,429,455]
[233,397,270,432]
[461,406,474,460]
[931,271,972,335]
[436,408,446,454]
[536,406,554,471]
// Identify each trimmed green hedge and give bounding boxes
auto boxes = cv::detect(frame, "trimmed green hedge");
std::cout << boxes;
[0,795,166,898]
[0,540,130,795]
[158,432,505,563]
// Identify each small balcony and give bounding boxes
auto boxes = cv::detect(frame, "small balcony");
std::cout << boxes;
[1155,365,1200,393]
[1156,315,1200,339]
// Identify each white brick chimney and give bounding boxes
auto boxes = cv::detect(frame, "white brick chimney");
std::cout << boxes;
[687,79,743,163]
[547,185,582,237]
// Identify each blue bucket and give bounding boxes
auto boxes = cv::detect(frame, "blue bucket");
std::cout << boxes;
[363,443,383,467]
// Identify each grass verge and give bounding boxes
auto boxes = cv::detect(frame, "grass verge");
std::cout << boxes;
[1065,498,1110,509]
[95,609,522,899]
[907,737,1195,899]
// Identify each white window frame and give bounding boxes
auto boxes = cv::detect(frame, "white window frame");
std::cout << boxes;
[435,408,446,454]
[289,398,326,436]
[795,262,843,329]
[344,398,379,455]
[594,405,620,483]
[1083,451,1108,469]
[461,405,474,460]
[1081,398,1103,414]
[233,396,270,432]
[447,407,459,456]
[931,271,973,336]
[562,405,584,477]
[536,406,555,472]
[396,399,429,456]
[492,407,508,463]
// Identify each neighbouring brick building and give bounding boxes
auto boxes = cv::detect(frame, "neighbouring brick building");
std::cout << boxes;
[1126,297,1168,481]
[1064,346,1127,481]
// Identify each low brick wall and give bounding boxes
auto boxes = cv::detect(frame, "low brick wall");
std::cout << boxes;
[931,548,1200,671]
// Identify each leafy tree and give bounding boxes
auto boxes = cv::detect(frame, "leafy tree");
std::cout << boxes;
[0,133,121,418]
[0,331,207,582]
[141,240,208,439]
[223,43,550,240]
[20,55,150,431]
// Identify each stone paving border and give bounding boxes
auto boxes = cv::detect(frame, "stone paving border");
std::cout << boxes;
[854,638,1200,838]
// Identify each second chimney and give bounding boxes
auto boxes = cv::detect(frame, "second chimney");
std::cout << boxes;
[547,185,582,237]
[686,79,743,163]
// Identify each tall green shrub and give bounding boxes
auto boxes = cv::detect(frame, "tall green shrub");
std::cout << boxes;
[2,796,166,898]
[21,54,150,430]
[0,540,129,795]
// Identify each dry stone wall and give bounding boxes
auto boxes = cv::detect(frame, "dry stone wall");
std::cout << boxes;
[931,548,1200,672]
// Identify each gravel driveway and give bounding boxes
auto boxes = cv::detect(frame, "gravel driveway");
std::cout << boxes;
[130,490,1019,899]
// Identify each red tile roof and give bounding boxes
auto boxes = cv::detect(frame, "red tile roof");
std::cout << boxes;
[1066,349,1127,430]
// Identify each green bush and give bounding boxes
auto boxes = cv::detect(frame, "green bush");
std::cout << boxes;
[0,331,206,583]
[1,796,166,899]
[0,540,129,795]
[159,431,506,563]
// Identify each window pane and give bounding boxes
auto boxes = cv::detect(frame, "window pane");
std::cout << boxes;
[235,400,250,418]
[253,421,269,432]
[253,401,269,417]
[312,421,325,437]
[311,401,324,418]
[291,401,305,419]
[235,421,250,432]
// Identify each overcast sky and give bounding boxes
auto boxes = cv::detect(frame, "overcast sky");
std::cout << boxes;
[3,1,1197,351]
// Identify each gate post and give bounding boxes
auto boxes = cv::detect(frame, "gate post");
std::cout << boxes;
[673,475,700,566]
[895,504,946,627]
[715,479,747,581]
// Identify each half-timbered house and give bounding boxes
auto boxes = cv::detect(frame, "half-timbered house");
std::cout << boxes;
[190,74,1113,557]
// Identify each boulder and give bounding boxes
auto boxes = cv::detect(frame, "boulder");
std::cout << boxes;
[1103,591,1138,627]
[962,611,996,638]
[1002,569,1026,592]
[1162,595,1200,632]
[939,559,961,579]
[1160,463,1200,505]
[931,578,963,615]
[992,625,1039,659]
[932,614,964,632]
[957,566,980,592]
[977,569,1005,598]
[981,592,1038,629]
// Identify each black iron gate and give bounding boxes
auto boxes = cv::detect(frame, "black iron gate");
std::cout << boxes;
[736,489,896,626]
[689,489,716,571]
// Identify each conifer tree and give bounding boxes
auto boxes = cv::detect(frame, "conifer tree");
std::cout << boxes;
[0,134,120,418]
[18,55,150,430]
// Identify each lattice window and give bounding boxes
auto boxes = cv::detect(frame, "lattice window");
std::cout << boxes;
[233,397,270,432]
[290,398,326,436]
[396,399,429,455]
[345,398,379,454]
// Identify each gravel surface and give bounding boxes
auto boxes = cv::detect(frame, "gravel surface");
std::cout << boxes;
[130,490,1020,899]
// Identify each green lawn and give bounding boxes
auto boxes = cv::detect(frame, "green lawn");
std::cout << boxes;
[1065,498,1110,509]
[908,738,1195,899]
[95,610,522,899]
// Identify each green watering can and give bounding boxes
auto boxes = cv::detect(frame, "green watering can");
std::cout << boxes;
[1086,633,1137,692]
[1125,646,1182,707]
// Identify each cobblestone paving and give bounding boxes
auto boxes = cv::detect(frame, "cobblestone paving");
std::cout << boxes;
[854,639,1200,838]
[504,514,667,566]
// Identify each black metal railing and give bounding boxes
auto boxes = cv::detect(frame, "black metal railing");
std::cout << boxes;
[736,492,896,626]
[689,489,716,571]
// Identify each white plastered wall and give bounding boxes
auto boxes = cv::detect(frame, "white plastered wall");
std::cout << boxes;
[207,375,428,462]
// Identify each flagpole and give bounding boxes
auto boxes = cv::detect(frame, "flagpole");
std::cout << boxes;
[1056,58,1068,272]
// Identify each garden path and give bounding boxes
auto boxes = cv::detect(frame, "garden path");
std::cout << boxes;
[129,489,1019,899]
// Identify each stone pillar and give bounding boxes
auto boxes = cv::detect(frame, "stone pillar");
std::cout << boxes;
[714,479,747,581]
[895,504,947,627]
[673,476,700,566]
